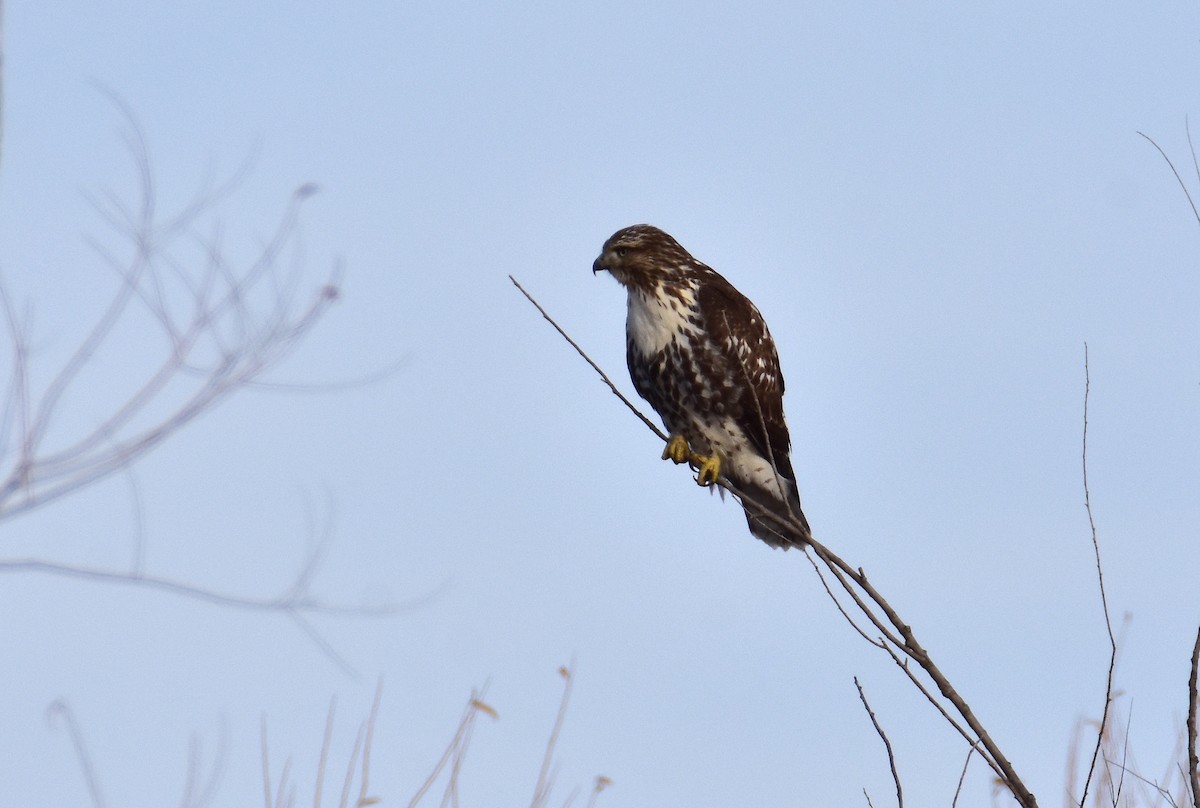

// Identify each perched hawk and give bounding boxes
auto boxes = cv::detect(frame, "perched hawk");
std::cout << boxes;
[593,224,811,548]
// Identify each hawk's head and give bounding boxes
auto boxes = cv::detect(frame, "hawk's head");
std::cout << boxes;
[592,225,696,289]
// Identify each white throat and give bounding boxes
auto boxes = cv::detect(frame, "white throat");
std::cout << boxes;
[625,283,699,357]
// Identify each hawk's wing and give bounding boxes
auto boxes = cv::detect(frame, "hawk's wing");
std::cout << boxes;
[696,272,797,486]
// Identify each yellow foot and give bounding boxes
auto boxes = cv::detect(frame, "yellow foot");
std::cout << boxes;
[661,434,691,465]
[692,453,721,487]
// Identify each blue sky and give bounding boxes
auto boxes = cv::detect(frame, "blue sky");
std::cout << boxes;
[2,1,1200,805]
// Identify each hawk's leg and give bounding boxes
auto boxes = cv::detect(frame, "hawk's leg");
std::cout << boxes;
[692,453,721,487]
[662,434,721,487]
[661,434,691,464]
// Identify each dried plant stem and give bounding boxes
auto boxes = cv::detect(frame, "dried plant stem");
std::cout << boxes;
[531,665,574,808]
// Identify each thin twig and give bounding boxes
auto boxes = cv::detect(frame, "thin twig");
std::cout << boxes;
[1080,343,1118,808]
[357,679,384,807]
[0,556,429,676]
[179,730,222,808]
[0,558,409,615]
[261,716,273,808]
[803,550,880,646]
[315,696,336,808]
[855,677,903,808]
[337,725,366,808]
[509,276,666,442]
[46,700,106,808]
[1140,131,1200,230]
[951,747,974,808]
[1105,755,1178,805]
[1188,627,1200,808]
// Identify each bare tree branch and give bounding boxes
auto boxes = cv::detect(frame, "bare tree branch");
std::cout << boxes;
[855,677,903,808]
[0,115,428,674]
[0,557,412,616]
[0,116,339,521]
[512,277,1039,807]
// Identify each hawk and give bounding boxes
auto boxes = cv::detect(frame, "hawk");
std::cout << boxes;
[593,224,811,548]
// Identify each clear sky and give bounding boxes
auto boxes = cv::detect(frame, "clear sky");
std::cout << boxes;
[2,1,1199,805]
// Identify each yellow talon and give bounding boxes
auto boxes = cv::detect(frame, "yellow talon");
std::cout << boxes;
[662,434,721,486]
[693,453,721,487]
[662,434,691,464]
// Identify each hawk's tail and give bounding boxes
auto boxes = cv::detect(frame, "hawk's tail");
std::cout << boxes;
[738,481,811,549]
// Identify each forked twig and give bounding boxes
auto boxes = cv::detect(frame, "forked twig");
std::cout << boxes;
[512,277,1038,807]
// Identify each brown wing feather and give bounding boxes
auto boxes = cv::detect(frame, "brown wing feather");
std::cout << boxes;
[695,272,797,486]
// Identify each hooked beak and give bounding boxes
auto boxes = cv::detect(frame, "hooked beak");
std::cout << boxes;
[592,256,607,275]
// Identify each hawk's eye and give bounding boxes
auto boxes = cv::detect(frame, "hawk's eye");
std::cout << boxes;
[615,247,628,257]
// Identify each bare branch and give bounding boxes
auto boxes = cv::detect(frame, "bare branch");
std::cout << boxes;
[261,716,273,808]
[1140,131,1200,230]
[336,726,366,808]
[951,747,973,808]
[1189,627,1200,808]
[509,276,666,443]
[0,557,408,616]
[802,551,882,647]
[355,679,384,808]
[1079,343,1118,808]
[513,277,1039,807]
[0,130,339,522]
[854,677,903,808]
[0,553,431,677]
